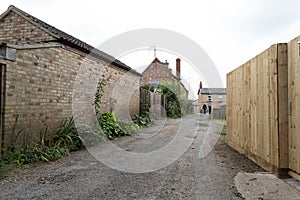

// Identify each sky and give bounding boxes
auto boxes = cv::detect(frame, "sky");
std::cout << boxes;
[1,0,300,99]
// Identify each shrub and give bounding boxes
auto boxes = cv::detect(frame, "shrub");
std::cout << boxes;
[117,120,139,135]
[0,117,84,168]
[98,112,125,139]
[132,112,154,127]
[50,117,84,151]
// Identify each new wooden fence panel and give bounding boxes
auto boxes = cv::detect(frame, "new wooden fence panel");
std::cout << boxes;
[227,44,288,173]
[288,37,300,176]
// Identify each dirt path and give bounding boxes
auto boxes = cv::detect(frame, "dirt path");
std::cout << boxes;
[0,114,264,199]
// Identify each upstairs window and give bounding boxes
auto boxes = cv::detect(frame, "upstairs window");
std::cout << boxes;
[218,96,223,102]
[207,95,212,102]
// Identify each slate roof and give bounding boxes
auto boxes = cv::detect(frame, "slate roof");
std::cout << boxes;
[198,88,226,95]
[1,5,141,76]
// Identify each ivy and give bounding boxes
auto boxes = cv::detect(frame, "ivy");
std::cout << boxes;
[94,78,107,115]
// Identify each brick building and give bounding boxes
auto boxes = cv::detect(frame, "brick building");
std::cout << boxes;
[0,6,141,150]
[141,57,188,98]
[197,82,226,109]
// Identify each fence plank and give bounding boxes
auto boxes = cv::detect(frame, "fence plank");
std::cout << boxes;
[288,37,300,176]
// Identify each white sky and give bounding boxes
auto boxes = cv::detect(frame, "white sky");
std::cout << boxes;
[1,0,300,99]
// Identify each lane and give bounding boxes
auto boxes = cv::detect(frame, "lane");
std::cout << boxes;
[0,114,262,199]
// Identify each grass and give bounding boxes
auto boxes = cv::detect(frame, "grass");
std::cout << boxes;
[213,119,226,140]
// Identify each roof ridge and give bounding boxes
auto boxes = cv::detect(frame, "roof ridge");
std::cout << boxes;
[5,5,141,76]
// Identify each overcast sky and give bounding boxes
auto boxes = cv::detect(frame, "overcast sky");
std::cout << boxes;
[1,0,300,99]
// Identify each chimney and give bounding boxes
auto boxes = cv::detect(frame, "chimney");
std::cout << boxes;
[176,58,181,80]
[200,81,202,89]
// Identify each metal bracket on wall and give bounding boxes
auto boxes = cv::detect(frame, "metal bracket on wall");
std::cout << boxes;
[289,101,292,116]
[0,43,16,61]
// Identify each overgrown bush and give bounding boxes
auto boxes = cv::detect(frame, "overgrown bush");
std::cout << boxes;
[98,112,126,139]
[117,120,139,135]
[98,112,143,140]
[132,112,154,127]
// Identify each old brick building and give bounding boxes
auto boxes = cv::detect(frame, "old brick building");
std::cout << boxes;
[0,6,141,150]
[141,57,188,98]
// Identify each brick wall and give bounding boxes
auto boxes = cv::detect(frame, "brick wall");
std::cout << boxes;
[0,10,140,149]
[141,59,189,99]
[0,11,55,44]
[3,44,140,149]
[141,60,177,86]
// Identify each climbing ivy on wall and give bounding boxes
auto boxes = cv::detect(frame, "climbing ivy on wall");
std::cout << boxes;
[94,78,107,115]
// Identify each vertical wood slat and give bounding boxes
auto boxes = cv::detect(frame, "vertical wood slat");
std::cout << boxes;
[277,44,288,168]
[288,37,300,175]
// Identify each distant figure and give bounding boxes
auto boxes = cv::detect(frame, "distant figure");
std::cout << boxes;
[202,104,207,114]
[208,105,212,114]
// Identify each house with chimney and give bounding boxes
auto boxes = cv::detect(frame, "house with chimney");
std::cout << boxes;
[0,5,141,151]
[141,57,188,98]
[197,81,226,110]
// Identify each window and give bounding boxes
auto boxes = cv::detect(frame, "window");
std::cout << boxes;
[207,95,212,102]
[218,96,223,102]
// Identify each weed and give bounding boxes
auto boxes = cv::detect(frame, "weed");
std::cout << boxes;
[98,112,125,139]
[50,117,84,151]
[0,117,84,173]
[10,116,25,152]
[117,120,139,135]
[132,112,154,127]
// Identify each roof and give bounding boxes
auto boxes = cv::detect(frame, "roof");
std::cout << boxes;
[151,57,169,65]
[1,5,141,76]
[143,57,189,94]
[141,57,168,74]
[198,88,226,95]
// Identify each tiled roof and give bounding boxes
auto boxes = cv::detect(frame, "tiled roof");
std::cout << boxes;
[151,57,168,65]
[3,5,141,76]
[199,88,226,95]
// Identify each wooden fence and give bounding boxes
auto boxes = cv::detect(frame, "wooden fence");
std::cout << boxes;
[213,105,226,120]
[226,43,289,176]
[288,36,300,179]
[140,88,166,118]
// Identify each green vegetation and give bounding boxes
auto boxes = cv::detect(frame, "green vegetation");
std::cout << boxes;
[0,117,84,178]
[50,117,84,152]
[98,112,127,139]
[132,112,154,127]
[214,120,226,140]
[1,77,159,177]
[98,111,148,140]
[117,120,140,135]
[94,78,107,115]
[141,81,194,118]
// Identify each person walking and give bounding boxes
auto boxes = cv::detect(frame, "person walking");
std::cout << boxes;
[208,105,212,114]
[202,104,207,114]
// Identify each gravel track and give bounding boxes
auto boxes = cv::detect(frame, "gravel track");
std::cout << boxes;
[0,114,264,200]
